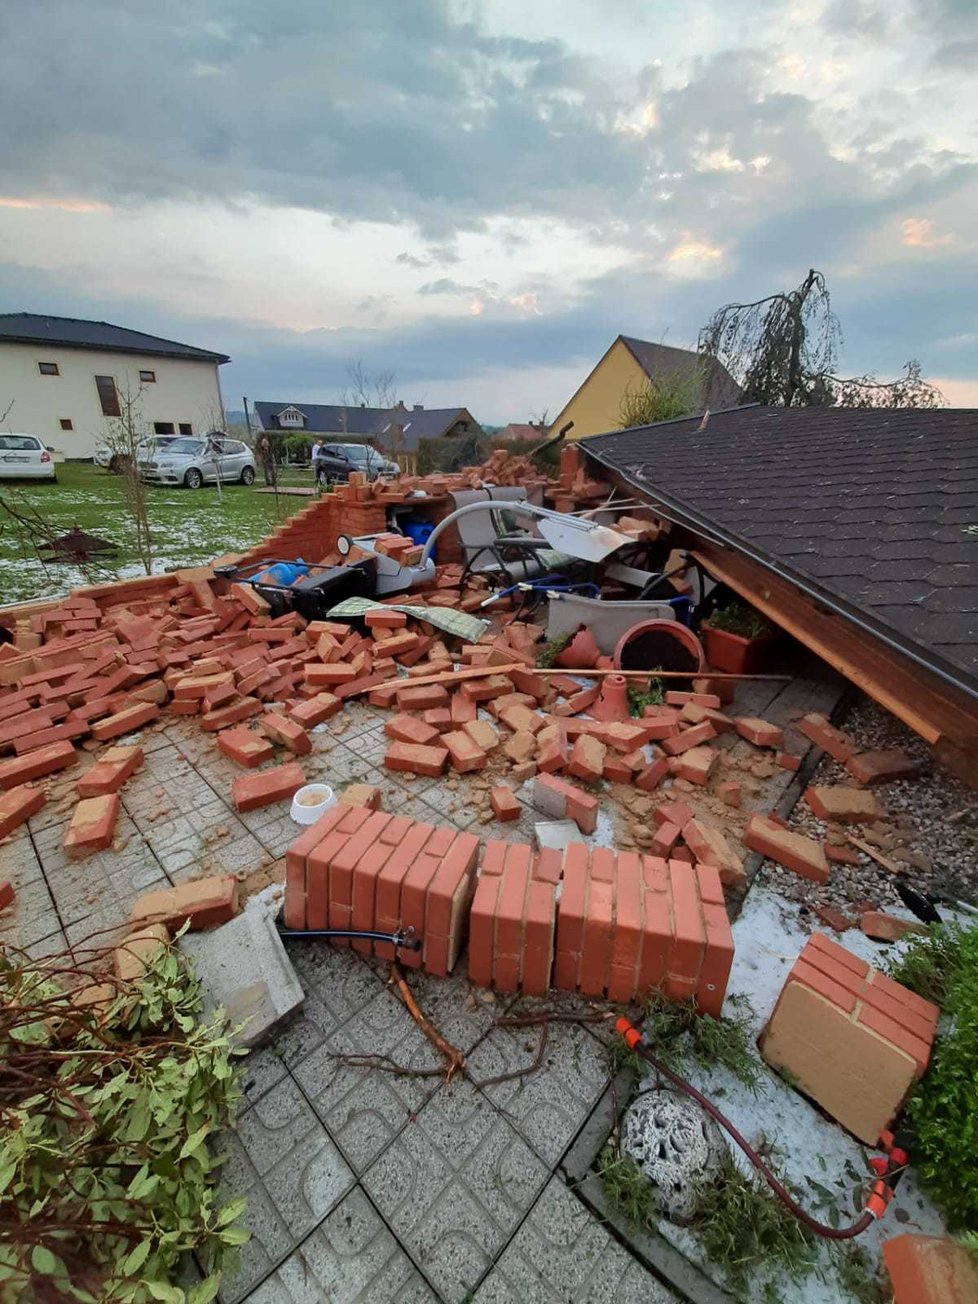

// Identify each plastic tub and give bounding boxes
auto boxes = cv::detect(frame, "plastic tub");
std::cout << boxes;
[290,783,336,825]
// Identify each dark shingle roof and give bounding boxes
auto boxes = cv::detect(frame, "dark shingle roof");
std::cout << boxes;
[619,336,742,409]
[584,405,978,693]
[253,402,479,453]
[254,402,387,436]
[0,313,229,363]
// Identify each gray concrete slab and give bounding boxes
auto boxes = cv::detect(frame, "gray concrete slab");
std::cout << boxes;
[179,900,305,1048]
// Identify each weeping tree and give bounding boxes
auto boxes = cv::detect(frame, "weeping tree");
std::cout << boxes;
[699,268,944,409]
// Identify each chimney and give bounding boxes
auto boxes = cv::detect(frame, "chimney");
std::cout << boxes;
[413,404,423,412]
[360,402,366,408]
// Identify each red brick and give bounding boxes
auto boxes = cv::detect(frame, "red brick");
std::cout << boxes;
[670,746,717,785]
[442,730,488,774]
[384,713,438,747]
[288,693,342,728]
[697,898,734,1018]
[845,749,921,786]
[450,693,477,725]
[365,607,407,628]
[480,841,508,876]
[0,739,76,789]
[743,815,829,883]
[776,751,801,772]
[797,712,854,762]
[807,931,870,977]
[459,673,513,703]
[174,670,234,701]
[804,785,881,823]
[603,755,633,784]
[790,956,859,1013]
[825,843,861,865]
[650,820,682,857]
[131,875,239,932]
[521,878,557,996]
[716,781,741,808]
[608,851,644,1002]
[0,784,46,839]
[231,761,306,812]
[423,832,480,975]
[0,880,13,909]
[854,1002,933,1076]
[490,787,521,821]
[665,861,706,1000]
[579,879,614,997]
[374,821,437,957]
[493,853,530,992]
[566,734,606,785]
[63,793,120,858]
[216,726,275,768]
[654,801,695,830]
[199,695,263,731]
[283,804,349,928]
[90,701,159,742]
[883,1235,978,1304]
[860,911,927,943]
[383,740,448,778]
[733,717,784,748]
[533,847,563,884]
[554,844,589,988]
[328,811,392,937]
[468,870,501,987]
[661,721,717,755]
[340,783,382,810]
[257,711,311,756]
[0,708,55,746]
[77,744,143,797]
[683,819,745,890]
[396,683,451,711]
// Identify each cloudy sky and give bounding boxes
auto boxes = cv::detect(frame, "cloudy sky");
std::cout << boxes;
[1,0,975,423]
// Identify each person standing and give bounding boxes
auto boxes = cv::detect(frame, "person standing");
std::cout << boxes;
[257,433,276,487]
[310,439,321,473]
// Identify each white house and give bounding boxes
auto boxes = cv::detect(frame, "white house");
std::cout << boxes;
[0,313,230,458]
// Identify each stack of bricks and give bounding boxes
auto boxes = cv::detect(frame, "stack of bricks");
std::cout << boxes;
[759,933,939,1144]
[284,804,479,976]
[468,841,734,1013]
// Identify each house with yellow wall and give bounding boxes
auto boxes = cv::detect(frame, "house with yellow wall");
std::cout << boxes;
[548,335,740,441]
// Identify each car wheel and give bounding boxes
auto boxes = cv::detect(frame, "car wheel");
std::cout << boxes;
[184,467,204,489]
[240,465,256,486]
[316,469,333,487]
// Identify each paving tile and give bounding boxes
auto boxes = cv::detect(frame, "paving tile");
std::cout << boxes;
[472,1177,676,1303]
[214,1144,293,1304]
[232,1077,355,1239]
[394,967,510,1057]
[0,874,62,950]
[466,1013,611,1166]
[291,991,442,1172]
[244,1186,436,1303]
[0,825,44,886]
[235,1045,291,1112]
[362,1077,549,1303]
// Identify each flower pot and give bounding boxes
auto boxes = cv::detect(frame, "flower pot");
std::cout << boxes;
[701,623,778,675]
[554,626,601,671]
[589,673,631,723]
[614,620,706,675]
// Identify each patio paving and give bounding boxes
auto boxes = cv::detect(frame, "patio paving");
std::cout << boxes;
[0,664,848,1302]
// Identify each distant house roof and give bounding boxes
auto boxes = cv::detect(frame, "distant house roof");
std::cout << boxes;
[254,401,480,453]
[617,335,741,409]
[254,402,388,436]
[584,405,978,695]
[0,313,229,364]
[499,423,545,442]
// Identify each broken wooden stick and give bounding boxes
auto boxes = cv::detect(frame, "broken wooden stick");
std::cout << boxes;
[847,834,906,876]
[390,961,465,1080]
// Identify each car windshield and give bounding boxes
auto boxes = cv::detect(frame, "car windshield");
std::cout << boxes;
[344,446,378,463]
[164,439,203,456]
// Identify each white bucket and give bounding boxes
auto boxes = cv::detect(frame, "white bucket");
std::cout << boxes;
[290,783,336,825]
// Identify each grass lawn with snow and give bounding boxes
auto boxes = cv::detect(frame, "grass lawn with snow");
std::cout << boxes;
[0,460,314,605]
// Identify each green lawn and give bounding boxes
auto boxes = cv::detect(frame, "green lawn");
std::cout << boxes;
[0,462,314,606]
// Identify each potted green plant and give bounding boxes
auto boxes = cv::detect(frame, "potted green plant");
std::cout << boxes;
[701,601,778,674]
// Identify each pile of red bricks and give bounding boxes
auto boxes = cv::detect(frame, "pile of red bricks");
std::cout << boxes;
[284,803,480,976]
[760,933,939,1143]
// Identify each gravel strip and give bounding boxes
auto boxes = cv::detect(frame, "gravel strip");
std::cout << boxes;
[757,695,978,924]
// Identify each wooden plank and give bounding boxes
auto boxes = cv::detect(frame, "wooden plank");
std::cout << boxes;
[692,543,978,779]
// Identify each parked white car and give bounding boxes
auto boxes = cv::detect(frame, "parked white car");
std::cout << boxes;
[95,435,179,473]
[138,434,256,488]
[0,433,57,481]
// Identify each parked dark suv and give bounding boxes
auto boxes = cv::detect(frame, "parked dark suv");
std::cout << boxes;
[314,442,399,485]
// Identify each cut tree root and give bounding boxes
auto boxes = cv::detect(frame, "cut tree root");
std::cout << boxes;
[390,962,465,1081]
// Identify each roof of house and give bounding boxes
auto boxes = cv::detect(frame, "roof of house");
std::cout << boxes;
[617,335,742,409]
[499,423,545,441]
[0,313,230,364]
[583,404,978,694]
[254,401,479,453]
[254,402,388,436]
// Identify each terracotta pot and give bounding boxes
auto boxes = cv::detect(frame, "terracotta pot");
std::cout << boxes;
[589,673,631,723]
[614,619,705,674]
[702,624,778,675]
[554,626,600,671]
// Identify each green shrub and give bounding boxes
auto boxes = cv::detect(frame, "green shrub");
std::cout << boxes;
[891,923,978,1230]
[0,941,245,1301]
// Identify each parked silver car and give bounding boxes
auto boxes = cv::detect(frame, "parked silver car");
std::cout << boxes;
[0,433,57,481]
[138,434,256,488]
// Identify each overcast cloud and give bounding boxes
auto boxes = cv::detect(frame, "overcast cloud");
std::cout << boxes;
[0,0,975,420]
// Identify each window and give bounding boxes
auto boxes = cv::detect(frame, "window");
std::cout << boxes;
[38,361,60,376]
[0,435,42,451]
[139,369,156,383]
[178,422,192,435]
[59,418,73,431]
[153,422,175,435]
[95,375,120,417]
